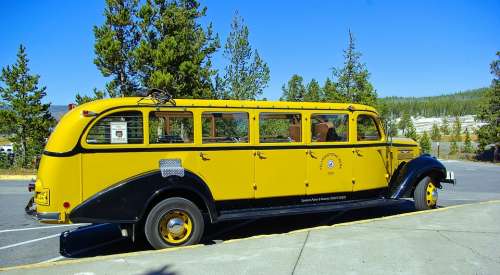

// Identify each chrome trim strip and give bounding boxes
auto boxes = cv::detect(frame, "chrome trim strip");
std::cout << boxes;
[37,212,60,221]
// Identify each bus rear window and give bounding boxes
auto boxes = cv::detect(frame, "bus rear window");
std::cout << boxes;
[86,111,143,144]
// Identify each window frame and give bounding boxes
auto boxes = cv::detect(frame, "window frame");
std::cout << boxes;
[148,110,195,145]
[355,112,384,143]
[81,108,146,148]
[200,109,252,146]
[257,111,305,146]
[309,112,350,144]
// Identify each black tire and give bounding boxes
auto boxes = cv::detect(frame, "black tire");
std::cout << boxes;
[145,197,204,249]
[414,177,438,211]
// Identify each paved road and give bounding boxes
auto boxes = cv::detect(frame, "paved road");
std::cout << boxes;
[0,160,498,268]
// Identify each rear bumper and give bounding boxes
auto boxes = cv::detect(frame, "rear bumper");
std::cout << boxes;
[37,212,61,222]
[25,196,61,222]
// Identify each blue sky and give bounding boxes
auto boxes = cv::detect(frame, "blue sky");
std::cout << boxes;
[0,0,498,105]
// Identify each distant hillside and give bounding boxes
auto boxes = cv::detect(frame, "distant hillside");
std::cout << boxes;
[49,105,68,120]
[379,87,488,117]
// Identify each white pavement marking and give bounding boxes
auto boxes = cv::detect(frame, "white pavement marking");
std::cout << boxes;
[0,224,85,233]
[0,234,60,251]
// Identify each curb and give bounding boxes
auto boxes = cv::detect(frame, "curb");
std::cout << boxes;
[0,175,36,180]
[2,199,499,272]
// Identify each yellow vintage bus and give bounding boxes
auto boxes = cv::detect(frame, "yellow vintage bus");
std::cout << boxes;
[32,94,455,249]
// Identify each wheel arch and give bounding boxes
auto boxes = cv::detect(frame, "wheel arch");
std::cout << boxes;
[69,169,218,224]
[141,172,218,223]
[388,155,447,199]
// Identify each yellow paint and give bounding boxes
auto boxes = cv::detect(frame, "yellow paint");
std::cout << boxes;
[36,97,419,224]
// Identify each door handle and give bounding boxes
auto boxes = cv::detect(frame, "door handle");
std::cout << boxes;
[353,149,363,156]
[255,151,267,159]
[199,152,210,160]
[307,149,317,159]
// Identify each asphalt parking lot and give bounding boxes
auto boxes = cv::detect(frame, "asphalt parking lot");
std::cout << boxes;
[0,160,499,268]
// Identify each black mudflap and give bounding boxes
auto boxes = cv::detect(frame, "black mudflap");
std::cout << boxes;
[60,223,129,257]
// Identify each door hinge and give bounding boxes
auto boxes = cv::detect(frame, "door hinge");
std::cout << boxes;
[352,178,356,185]
[253,183,257,190]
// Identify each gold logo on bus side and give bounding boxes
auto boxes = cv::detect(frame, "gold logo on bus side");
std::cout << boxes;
[319,153,343,173]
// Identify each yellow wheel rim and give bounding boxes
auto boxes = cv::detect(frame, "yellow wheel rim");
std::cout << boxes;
[425,181,438,208]
[159,210,193,245]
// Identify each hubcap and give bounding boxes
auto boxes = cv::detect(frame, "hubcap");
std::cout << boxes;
[426,182,438,207]
[167,218,185,237]
[159,210,193,244]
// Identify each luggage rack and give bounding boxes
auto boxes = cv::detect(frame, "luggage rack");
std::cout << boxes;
[137,88,176,107]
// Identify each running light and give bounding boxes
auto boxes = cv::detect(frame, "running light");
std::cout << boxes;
[82,110,97,117]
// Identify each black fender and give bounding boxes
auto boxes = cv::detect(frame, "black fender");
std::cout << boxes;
[69,170,217,224]
[388,155,447,199]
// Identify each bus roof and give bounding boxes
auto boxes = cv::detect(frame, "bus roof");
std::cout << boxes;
[45,97,378,154]
[76,97,378,114]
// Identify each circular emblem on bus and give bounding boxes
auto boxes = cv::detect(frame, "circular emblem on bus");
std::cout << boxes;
[327,159,335,169]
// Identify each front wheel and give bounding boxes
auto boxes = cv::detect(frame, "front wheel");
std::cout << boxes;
[414,177,439,210]
[145,197,204,249]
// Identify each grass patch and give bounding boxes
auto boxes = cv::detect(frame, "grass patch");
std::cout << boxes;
[0,168,36,175]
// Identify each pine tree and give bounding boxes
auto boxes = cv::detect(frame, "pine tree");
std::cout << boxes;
[75,88,106,105]
[216,12,270,100]
[322,77,345,102]
[405,122,418,141]
[332,30,377,106]
[440,117,450,136]
[476,51,500,161]
[0,45,55,168]
[280,74,306,102]
[134,0,220,98]
[452,116,462,142]
[304,79,322,102]
[94,0,141,97]
[419,131,431,154]
[398,111,412,136]
[462,128,473,153]
[430,123,441,142]
[449,141,458,156]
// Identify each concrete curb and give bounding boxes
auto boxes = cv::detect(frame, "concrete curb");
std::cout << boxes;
[2,199,499,272]
[0,175,36,181]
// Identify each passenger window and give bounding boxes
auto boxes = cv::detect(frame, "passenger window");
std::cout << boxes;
[311,114,349,142]
[149,111,193,144]
[202,112,249,143]
[259,113,302,143]
[357,115,381,141]
[86,111,143,144]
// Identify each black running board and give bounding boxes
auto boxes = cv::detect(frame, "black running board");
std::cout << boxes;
[217,198,403,221]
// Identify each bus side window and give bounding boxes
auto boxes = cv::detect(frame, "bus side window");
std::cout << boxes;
[86,111,144,144]
[311,114,349,142]
[357,115,381,141]
[202,112,249,143]
[259,113,302,143]
[149,111,194,144]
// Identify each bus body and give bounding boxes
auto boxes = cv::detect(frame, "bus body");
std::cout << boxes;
[33,97,454,248]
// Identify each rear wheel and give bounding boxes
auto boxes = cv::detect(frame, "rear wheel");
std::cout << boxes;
[145,197,204,249]
[414,177,438,210]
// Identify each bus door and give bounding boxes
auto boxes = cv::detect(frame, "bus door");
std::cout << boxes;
[306,112,353,196]
[352,113,389,192]
[254,112,307,198]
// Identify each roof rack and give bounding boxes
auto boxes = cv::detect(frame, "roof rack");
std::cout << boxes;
[137,88,176,106]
